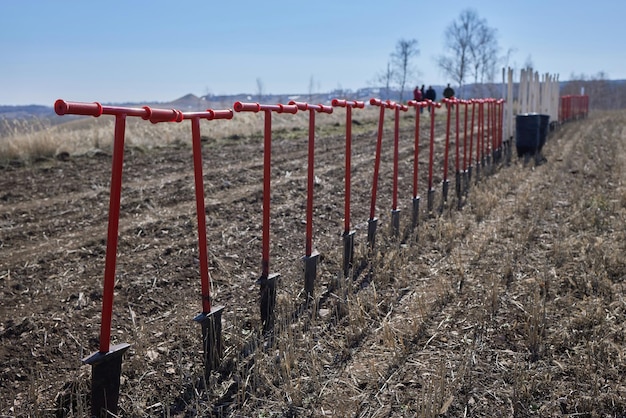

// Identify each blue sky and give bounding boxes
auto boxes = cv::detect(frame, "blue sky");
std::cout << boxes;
[1,0,624,105]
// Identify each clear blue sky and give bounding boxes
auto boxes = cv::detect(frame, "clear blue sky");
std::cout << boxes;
[1,0,624,105]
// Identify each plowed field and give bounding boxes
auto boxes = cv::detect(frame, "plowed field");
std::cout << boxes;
[2,110,626,417]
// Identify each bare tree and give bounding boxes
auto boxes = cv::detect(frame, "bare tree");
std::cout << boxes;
[437,9,499,98]
[471,24,498,84]
[391,39,419,102]
[373,61,395,100]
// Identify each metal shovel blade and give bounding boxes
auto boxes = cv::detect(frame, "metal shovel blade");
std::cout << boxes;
[83,343,131,418]
[194,305,225,380]
[342,231,355,278]
[367,218,378,249]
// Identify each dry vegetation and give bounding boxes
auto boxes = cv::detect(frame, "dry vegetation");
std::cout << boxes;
[1,107,626,417]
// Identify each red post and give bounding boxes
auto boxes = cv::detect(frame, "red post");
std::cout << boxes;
[454,99,463,208]
[168,108,233,377]
[467,99,476,187]
[331,99,365,235]
[289,101,332,298]
[490,99,497,164]
[55,99,186,416]
[390,102,408,237]
[462,100,469,172]
[331,99,365,276]
[345,105,353,234]
[485,99,491,167]
[100,113,126,353]
[367,98,395,246]
[191,116,211,313]
[407,100,428,228]
[368,98,394,221]
[55,100,185,353]
[179,109,234,314]
[468,100,476,171]
[262,111,273,277]
[439,98,454,212]
[427,101,438,192]
[442,99,452,184]
[455,100,461,174]
[426,100,442,214]
[407,100,428,199]
[234,101,298,332]
[233,101,298,278]
[392,102,409,211]
[477,100,484,173]
[498,99,504,159]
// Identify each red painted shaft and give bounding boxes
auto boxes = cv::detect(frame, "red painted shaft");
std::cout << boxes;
[262,111,272,277]
[484,101,488,157]
[443,100,452,182]
[393,107,400,210]
[463,101,469,171]
[493,101,498,151]
[391,103,408,210]
[483,101,487,156]
[469,101,475,168]
[370,103,386,220]
[288,101,312,254]
[305,110,315,256]
[368,98,394,220]
[476,101,483,165]
[455,100,460,172]
[331,99,364,234]
[190,116,212,314]
[407,101,426,198]
[99,114,126,353]
[345,106,353,233]
[482,100,487,157]
[427,101,440,192]
[498,100,503,150]
[180,108,234,313]
[489,100,497,153]
[234,102,300,277]
[495,100,499,151]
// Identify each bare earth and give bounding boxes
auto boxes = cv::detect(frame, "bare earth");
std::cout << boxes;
[1,110,626,417]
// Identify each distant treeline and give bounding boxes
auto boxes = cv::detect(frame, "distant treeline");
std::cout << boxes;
[561,78,626,110]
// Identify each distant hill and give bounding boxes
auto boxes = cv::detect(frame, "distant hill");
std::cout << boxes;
[2,78,625,122]
[0,105,57,120]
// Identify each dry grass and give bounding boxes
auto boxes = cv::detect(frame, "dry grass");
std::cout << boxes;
[0,106,387,164]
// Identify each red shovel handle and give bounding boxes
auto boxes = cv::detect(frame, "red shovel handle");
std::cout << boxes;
[331,99,364,108]
[55,99,103,117]
[145,107,183,123]
[234,101,261,112]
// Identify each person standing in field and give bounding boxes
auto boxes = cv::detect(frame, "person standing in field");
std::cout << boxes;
[425,85,436,112]
[443,83,455,100]
[413,85,423,102]
[413,85,423,113]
